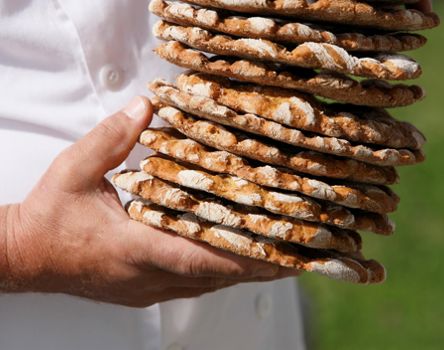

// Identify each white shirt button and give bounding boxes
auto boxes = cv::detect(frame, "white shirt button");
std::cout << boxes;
[255,293,273,320]
[99,64,124,91]
[166,343,184,350]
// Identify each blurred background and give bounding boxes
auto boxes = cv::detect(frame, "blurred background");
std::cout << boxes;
[300,3,444,349]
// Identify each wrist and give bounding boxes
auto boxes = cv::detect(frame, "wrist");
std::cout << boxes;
[0,203,47,293]
[0,204,19,291]
[1,202,81,295]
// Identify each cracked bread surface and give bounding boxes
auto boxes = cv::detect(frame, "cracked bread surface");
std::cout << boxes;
[175,72,426,150]
[139,128,399,214]
[140,156,395,234]
[180,0,439,31]
[127,200,386,283]
[155,42,425,108]
[113,170,363,252]
[150,79,424,167]
[150,0,427,52]
[153,100,400,185]
[153,21,422,81]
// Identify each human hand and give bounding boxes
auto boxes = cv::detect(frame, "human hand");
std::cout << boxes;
[1,96,300,307]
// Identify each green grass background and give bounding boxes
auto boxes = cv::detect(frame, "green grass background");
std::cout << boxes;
[300,4,444,350]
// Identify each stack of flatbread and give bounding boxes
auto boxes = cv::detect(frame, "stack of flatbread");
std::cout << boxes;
[113,0,439,284]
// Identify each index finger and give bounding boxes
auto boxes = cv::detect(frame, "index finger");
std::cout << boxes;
[123,219,281,279]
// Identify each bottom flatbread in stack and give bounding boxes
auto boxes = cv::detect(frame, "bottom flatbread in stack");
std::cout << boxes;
[124,200,385,284]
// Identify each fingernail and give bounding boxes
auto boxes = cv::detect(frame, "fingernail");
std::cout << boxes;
[254,265,279,277]
[123,96,148,120]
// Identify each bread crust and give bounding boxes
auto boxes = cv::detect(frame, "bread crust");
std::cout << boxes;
[139,156,395,234]
[153,21,422,80]
[152,99,400,185]
[175,72,425,150]
[155,42,425,108]
[113,171,363,252]
[150,0,427,52]
[180,0,440,31]
[150,79,424,167]
[126,200,386,284]
[139,128,399,214]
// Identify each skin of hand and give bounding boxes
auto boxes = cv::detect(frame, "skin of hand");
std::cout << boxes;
[0,96,301,308]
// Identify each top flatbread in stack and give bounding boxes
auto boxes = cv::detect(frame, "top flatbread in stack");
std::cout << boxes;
[111,0,439,284]
[150,0,428,52]
[179,0,439,30]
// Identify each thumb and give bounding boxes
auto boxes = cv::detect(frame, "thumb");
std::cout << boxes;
[60,96,153,186]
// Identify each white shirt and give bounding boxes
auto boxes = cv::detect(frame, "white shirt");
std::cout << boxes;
[0,1,306,349]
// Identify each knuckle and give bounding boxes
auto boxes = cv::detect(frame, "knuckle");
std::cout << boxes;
[172,247,261,279]
[94,115,129,143]
[170,257,192,276]
[53,146,73,167]
[173,249,210,277]
[218,257,260,278]
[189,256,250,278]
[220,262,250,278]
[178,255,207,277]
[49,146,78,177]
[53,147,71,164]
